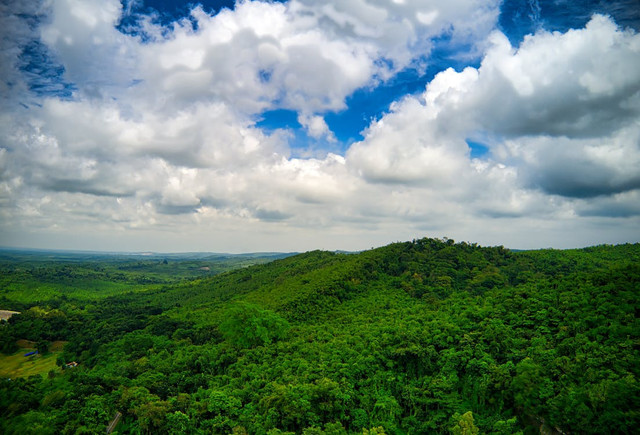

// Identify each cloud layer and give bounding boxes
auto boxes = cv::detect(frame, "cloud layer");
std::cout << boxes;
[1,0,639,252]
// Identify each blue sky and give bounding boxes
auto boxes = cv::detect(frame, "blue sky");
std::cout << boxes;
[1,0,639,252]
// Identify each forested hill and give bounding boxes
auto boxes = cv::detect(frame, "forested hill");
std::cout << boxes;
[1,238,639,434]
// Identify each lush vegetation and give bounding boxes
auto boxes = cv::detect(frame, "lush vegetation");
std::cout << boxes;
[0,249,293,304]
[0,239,638,434]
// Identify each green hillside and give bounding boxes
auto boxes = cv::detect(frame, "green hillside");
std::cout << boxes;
[0,250,294,304]
[1,238,639,434]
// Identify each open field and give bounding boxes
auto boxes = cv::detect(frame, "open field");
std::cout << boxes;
[0,349,60,379]
[0,341,67,378]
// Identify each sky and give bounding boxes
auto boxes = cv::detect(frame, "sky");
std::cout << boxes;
[1,0,639,253]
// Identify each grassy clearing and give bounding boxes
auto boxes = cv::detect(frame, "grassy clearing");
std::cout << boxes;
[0,342,67,378]
[0,349,60,378]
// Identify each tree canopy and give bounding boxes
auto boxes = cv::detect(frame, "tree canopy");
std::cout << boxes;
[1,238,639,433]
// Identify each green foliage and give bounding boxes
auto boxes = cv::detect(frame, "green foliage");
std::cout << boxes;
[0,238,639,434]
[0,328,18,354]
[166,411,194,434]
[450,411,479,435]
[362,427,386,435]
[220,303,290,348]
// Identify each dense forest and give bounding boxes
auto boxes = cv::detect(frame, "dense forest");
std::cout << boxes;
[0,238,639,434]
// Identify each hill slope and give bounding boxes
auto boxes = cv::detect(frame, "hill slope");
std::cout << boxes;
[1,238,639,434]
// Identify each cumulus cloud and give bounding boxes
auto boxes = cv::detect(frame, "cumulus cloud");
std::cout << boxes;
[120,0,500,115]
[0,1,639,252]
[476,16,640,138]
[40,0,138,97]
[297,114,336,141]
[500,127,640,198]
[347,14,640,208]
[0,0,58,106]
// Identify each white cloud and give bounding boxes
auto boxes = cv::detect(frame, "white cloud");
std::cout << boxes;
[348,15,640,197]
[1,3,639,252]
[497,126,640,198]
[40,0,137,97]
[297,114,336,141]
[347,96,469,185]
[339,14,640,246]
[473,16,640,138]
[5,0,503,127]
[0,1,56,107]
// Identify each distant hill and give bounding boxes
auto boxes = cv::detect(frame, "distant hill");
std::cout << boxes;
[0,249,296,304]
[0,247,296,263]
[1,238,638,434]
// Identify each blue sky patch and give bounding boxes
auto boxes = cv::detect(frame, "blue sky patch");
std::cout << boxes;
[18,40,76,99]
[327,38,483,146]
[256,109,301,131]
[499,0,640,45]
[466,140,490,159]
[118,0,287,36]
[257,110,343,157]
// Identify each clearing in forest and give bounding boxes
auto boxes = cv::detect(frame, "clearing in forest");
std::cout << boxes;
[0,310,20,321]
[0,342,67,378]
